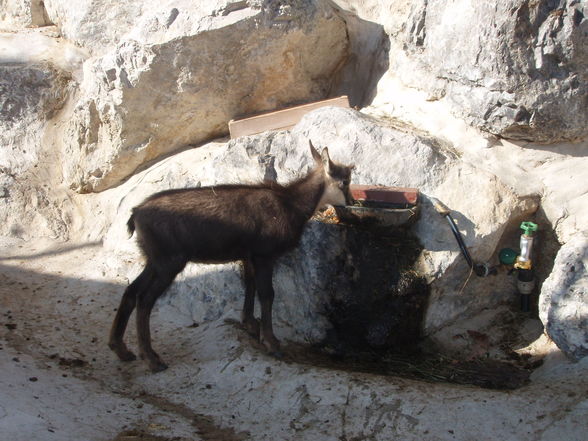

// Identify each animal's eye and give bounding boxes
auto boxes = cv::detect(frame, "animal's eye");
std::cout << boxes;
[342,180,349,187]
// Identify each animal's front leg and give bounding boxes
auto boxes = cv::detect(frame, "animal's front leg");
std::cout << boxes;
[252,257,282,357]
[241,259,260,338]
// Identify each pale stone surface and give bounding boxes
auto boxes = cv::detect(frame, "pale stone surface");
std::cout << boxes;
[0,61,72,240]
[68,107,537,343]
[0,28,87,77]
[60,0,348,192]
[335,0,588,143]
[1,0,588,437]
[0,0,51,28]
[0,347,198,441]
[539,232,588,361]
[1,240,588,441]
[0,29,87,241]
[42,0,260,55]
[0,4,587,432]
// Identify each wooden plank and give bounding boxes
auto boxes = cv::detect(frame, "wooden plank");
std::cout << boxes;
[228,96,349,139]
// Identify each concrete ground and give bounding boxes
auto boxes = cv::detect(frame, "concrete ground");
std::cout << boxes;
[1,239,587,441]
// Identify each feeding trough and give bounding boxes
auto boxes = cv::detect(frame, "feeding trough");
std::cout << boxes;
[318,185,420,228]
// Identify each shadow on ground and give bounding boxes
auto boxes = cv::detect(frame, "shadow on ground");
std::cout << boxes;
[1,242,587,441]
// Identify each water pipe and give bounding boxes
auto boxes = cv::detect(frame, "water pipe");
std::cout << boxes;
[514,221,537,270]
[499,221,538,312]
[430,197,497,277]
[515,222,537,312]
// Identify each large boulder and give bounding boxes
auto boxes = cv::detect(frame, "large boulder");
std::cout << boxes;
[539,232,588,360]
[43,0,144,55]
[91,107,537,344]
[334,0,588,143]
[58,0,348,193]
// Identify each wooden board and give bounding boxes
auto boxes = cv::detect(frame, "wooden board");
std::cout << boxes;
[229,96,350,139]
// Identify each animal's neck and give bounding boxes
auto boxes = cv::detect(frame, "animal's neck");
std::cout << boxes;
[287,168,326,220]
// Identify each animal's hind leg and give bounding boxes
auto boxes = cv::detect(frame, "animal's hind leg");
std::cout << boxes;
[109,264,154,362]
[136,257,186,372]
[241,259,260,338]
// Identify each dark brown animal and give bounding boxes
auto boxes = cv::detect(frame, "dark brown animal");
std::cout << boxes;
[108,141,353,372]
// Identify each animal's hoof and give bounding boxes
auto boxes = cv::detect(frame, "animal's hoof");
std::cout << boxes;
[242,318,261,339]
[139,351,168,373]
[270,350,284,360]
[119,351,137,362]
[109,342,137,362]
[261,335,281,356]
[149,361,169,373]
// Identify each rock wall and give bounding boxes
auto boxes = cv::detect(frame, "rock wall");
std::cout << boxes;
[0,61,72,239]
[1,0,587,359]
[58,0,348,192]
[75,108,538,344]
[333,0,588,143]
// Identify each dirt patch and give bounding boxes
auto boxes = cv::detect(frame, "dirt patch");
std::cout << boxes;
[113,430,179,441]
[228,320,538,390]
[282,342,539,390]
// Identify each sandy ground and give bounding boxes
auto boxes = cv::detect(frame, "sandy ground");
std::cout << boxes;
[1,238,587,441]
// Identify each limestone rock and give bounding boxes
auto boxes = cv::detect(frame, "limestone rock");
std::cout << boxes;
[93,107,538,344]
[539,232,588,360]
[0,61,73,239]
[1,0,586,361]
[0,0,51,28]
[335,0,588,143]
[60,0,348,193]
[415,0,588,143]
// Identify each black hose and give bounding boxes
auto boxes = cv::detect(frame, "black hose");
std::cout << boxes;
[443,215,474,268]
[430,197,496,277]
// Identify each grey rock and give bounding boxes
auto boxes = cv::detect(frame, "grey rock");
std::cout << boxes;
[0,62,73,239]
[98,108,538,344]
[1,0,586,361]
[339,0,587,143]
[60,0,348,193]
[539,232,588,360]
[0,0,51,27]
[402,0,588,143]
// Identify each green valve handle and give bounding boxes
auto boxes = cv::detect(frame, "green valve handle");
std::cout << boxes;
[520,221,538,236]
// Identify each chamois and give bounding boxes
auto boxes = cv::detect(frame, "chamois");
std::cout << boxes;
[109,141,354,372]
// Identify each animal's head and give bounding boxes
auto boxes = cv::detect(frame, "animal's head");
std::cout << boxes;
[310,140,354,208]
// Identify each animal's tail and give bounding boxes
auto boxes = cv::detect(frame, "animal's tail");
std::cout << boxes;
[127,212,136,238]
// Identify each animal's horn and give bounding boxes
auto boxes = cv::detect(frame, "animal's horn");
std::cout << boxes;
[309,140,321,164]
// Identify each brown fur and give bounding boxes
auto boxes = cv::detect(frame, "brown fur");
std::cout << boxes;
[108,142,353,372]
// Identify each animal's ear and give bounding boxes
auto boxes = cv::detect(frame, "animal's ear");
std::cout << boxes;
[309,140,322,165]
[321,147,332,173]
